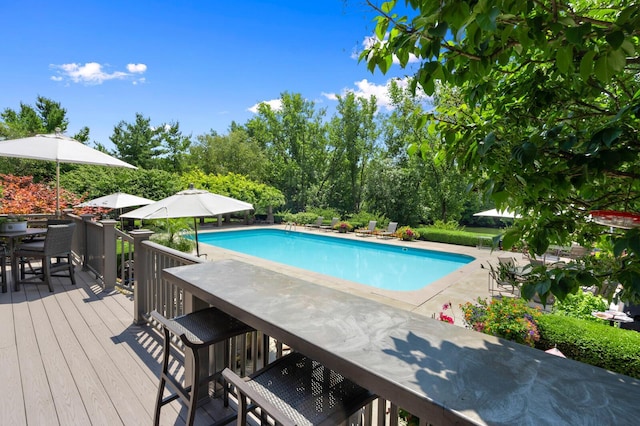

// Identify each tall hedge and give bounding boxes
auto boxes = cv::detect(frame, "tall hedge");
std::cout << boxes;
[536,314,640,379]
[416,227,487,247]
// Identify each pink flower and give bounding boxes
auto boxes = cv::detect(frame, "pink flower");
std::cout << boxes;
[439,313,454,324]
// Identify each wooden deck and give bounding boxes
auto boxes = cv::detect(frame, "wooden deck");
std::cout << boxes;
[0,267,233,426]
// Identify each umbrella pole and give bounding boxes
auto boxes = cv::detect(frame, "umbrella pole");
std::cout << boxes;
[56,161,61,217]
[194,217,200,257]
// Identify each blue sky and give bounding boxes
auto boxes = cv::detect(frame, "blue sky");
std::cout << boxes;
[1,1,417,150]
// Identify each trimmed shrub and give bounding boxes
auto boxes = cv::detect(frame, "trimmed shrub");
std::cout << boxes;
[536,314,640,379]
[417,227,485,247]
[281,211,318,225]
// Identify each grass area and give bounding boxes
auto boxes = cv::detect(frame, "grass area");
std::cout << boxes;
[464,227,504,236]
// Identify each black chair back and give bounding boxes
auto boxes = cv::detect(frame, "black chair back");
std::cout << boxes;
[43,223,76,256]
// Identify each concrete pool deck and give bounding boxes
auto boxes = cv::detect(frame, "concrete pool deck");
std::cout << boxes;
[196,223,516,326]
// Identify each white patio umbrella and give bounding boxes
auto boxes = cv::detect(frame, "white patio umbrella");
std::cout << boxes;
[121,185,254,256]
[75,192,155,209]
[473,208,521,219]
[0,133,136,215]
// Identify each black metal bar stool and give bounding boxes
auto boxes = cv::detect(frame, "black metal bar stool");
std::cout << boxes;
[151,308,254,426]
[223,352,376,426]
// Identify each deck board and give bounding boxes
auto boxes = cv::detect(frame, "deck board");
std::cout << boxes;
[11,284,58,425]
[25,284,90,426]
[0,265,229,426]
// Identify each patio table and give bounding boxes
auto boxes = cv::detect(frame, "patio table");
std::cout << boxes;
[162,259,640,425]
[0,227,47,253]
[0,227,47,291]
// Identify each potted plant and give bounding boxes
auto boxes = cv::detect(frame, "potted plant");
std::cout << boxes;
[398,226,419,241]
[0,215,28,232]
[334,222,353,233]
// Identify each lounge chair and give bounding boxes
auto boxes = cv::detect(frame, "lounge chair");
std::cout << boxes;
[488,262,520,296]
[355,220,377,237]
[304,216,323,230]
[376,221,398,239]
[320,217,339,232]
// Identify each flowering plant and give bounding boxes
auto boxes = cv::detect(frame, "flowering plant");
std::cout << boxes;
[460,297,541,347]
[436,302,455,324]
[398,226,419,241]
[334,221,353,232]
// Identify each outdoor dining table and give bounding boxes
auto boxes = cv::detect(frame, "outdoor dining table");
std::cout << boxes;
[0,227,47,253]
[0,227,47,292]
[162,259,640,425]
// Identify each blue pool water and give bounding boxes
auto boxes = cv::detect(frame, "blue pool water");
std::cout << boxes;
[197,229,473,291]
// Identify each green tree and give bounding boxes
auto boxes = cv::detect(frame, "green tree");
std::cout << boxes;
[0,96,69,138]
[363,157,424,225]
[364,0,640,302]
[111,114,190,171]
[188,127,268,181]
[0,96,90,182]
[179,170,285,214]
[382,80,470,222]
[323,92,379,213]
[246,92,327,211]
[60,166,181,201]
[158,122,192,173]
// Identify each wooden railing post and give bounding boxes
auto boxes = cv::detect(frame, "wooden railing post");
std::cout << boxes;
[80,214,94,270]
[100,219,117,291]
[131,230,154,324]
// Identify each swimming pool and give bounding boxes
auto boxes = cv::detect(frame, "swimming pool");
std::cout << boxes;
[197,229,473,291]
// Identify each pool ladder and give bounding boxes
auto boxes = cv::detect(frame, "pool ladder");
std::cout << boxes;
[284,221,296,231]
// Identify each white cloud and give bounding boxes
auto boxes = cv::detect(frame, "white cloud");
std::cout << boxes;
[352,35,419,65]
[127,63,147,73]
[248,99,282,113]
[50,62,148,85]
[323,77,433,112]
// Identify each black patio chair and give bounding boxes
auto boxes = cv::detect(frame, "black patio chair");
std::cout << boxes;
[12,223,76,292]
[223,352,376,426]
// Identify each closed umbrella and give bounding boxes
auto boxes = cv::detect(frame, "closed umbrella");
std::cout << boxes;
[0,132,136,215]
[121,185,254,256]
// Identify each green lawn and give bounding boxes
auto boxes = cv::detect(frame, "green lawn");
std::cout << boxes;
[464,227,504,236]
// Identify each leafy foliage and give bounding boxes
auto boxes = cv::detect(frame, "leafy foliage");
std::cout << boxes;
[189,128,268,181]
[461,297,542,347]
[364,0,640,302]
[281,211,318,225]
[552,290,608,321]
[398,225,419,241]
[0,174,88,214]
[110,113,191,172]
[245,92,328,212]
[148,218,196,253]
[179,170,285,213]
[60,166,181,201]
[334,221,354,232]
